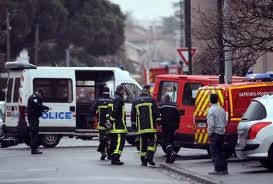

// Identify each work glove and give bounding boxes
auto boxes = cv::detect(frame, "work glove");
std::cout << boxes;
[105,120,112,130]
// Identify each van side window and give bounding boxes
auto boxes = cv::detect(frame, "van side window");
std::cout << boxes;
[33,78,73,103]
[122,83,141,103]
[182,83,203,106]
[6,78,13,103]
[13,78,20,102]
[157,81,178,103]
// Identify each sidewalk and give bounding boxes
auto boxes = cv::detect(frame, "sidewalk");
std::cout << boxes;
[160,154,272,184]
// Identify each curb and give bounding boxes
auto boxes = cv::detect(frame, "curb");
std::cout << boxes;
[160,163,226,184]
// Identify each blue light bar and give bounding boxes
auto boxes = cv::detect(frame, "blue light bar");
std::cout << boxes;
[246,73,273,81]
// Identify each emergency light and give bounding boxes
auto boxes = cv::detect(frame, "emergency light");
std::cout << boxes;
[246,73,273,82]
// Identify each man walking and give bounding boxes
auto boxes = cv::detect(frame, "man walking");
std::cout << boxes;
[207,94,228,175]
[90,86,112,160]
[109,85,127,165]
[26,89,49,154]
[131,85,161,166]
[158,94,180,163]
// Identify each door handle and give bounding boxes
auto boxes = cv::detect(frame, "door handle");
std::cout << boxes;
[70,106,75,112]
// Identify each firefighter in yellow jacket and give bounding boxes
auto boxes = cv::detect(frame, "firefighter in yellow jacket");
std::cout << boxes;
[131,85,161,166]
[90,86,113,160]
[109,85,128,165]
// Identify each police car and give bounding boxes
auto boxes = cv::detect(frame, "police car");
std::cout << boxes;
[236,94,273,170]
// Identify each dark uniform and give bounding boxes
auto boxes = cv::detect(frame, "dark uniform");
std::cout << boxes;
[109,85,127,165]
[131,86,161,166]
[26,89,49,154]
[159,94,180,163]
[90,87,113,160]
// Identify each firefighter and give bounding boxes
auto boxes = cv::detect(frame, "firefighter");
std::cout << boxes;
[109,85,127,165]
[131,85,161,166]
[158,94,180,163]
[26,88,49,154]
[90,86,112,160]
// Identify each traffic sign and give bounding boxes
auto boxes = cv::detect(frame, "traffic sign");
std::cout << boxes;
[177,47,198,65]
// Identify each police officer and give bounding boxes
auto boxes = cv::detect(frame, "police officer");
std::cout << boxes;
[158,94,180,163]
[109,85,127,165]
[131,85,161,166]
[90,86,113,160]
[26,89,49,154]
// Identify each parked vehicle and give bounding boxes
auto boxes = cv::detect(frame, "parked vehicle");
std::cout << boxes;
[236,94,273,170]
[2,61,142,148]
[194,74,273,158]
[0,109,4,139]
[152,74,244,153]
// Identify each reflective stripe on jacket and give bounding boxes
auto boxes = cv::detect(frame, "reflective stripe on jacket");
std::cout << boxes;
[131,94,161,134]
[109,92,127,134]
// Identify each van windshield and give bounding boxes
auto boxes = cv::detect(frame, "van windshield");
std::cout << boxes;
[242,100,266,121]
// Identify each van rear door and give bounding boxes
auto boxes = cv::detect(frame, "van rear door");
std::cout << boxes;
[30,68,76,132]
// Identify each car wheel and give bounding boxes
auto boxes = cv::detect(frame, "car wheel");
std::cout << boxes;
[261,146,273,170]
[40,135,61,148]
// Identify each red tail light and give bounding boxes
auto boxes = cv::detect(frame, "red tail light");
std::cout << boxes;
[19,105,26,121]
[247,122,271,140]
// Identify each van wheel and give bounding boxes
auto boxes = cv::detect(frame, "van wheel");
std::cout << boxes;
[126,136,137,146]
[161,145,180,154]
[23,137,31,147]
[40,135,61,148]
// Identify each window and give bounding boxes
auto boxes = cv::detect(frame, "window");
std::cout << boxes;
[242,101,266,121]
[182,83,203,106]
[13,78,20,102]
[0,78,7,101]
[122,83,142,103]
[33,78,73,103]
[157,81,178,103]
[6,78,13,103]
[76,80,95,103]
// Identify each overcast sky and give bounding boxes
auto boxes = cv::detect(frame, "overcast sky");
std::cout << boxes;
[110,0,177,21]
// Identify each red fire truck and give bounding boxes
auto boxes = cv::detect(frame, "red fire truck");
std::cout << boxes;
[193,73,273,157]
[152,74,245,153]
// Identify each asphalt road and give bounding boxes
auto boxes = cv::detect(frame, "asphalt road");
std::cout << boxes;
[0,138,201,184]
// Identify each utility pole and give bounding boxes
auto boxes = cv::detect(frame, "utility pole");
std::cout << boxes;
[6,10,10,63]
[184,0,192,74]
[224,0,232,83]
[34,24,39,65]
[217,0,225,83]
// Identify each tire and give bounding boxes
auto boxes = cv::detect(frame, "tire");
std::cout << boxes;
[161,145,180,154]
[260,146,273,170]
[40,135,61,148]
[23,137,31,147]
[126,136,137,146]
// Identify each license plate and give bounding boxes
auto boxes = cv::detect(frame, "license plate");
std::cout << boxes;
[197,122,207,128]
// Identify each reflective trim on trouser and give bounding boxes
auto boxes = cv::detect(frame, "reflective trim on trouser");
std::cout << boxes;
[109,133,126,156]
[139,133,157,158]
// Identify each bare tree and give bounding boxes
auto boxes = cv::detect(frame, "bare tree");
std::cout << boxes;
[193,0,273,75]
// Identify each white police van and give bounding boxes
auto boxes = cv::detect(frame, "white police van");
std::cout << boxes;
[3,61,141,148]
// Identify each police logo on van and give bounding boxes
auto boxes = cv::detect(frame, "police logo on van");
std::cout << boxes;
[42,112,72,119]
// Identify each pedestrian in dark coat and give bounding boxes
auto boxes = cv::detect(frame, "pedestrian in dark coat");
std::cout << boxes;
[26,89,49,154]
[158,94,180,163]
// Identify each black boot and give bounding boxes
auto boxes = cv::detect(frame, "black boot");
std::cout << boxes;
[111,154,124,165]
[146,151,155,166]
[100,152,107,160]
[141,156,147,166]
[31,149,42,155]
